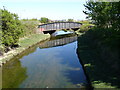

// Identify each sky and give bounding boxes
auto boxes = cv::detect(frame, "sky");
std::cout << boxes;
[0,0,88,20]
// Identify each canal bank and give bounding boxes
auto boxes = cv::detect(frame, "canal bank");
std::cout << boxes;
[0,34,50,67]
[77,31,120,89]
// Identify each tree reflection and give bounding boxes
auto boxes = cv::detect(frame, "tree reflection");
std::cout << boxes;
[2,56,27,88]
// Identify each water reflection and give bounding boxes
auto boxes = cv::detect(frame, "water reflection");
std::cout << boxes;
[2,36,88,88]
[39,36,77,48]
[52,30,74,36]
[2,58,27,88]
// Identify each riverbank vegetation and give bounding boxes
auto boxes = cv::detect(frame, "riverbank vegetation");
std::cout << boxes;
[77,20,94,33]
[0,9,50,65]
[1,34,50,65]
[20,19,39,37]
[1,9,24,54]
[0,9,47,54]
[77,1,120,89]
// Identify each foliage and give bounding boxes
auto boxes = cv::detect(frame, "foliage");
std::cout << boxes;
[1,9,23,48]
[83,1,120,50]
[83,1,120,30]
[21,20,39,37]
[1,34,50,63]
[67,19,74,22]
[1,9,42,54]
[76,1,120,89]
[77,20,94,32]
[28,18,38,21]
[77,28,120,88]
[39,17,49,23]
[78,20,90,24]
[79,24,94,32]
[21,18,38,21]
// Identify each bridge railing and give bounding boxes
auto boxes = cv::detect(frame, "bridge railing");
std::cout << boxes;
[38,22,82,31]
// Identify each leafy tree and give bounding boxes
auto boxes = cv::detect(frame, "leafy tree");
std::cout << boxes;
[39,17,49,23]
[1,9,23,49]
[83,1,120,30]
[67,19,74,22]
[83,1,120,49]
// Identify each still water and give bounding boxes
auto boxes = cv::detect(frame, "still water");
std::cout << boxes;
[2,35,88,88]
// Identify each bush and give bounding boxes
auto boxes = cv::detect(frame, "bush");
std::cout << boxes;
[79,24,94,32]
[1,9,23,49]
[21,20,38,37]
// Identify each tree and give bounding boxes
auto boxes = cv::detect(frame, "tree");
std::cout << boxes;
[67,19,74,22]
[39,17,49,23]
[83,1,120,30]
[1,9,23,48]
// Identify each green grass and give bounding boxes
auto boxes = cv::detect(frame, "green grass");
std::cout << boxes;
[19,34,50,47]
[92,81,116,88]
[0,34,50,64]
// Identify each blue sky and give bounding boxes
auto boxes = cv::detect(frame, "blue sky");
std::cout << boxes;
[0,0,88,20]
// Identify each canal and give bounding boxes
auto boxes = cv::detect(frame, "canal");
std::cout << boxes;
[2,31,89,88]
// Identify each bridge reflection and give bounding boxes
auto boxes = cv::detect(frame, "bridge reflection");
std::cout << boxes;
[39,36,77,48]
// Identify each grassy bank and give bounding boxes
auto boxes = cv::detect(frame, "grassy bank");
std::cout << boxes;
[0,34,50,66]
[77,29,120,89]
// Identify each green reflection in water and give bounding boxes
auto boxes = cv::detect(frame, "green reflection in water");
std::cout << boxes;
[2,58,27,88]
[2,41,40,88]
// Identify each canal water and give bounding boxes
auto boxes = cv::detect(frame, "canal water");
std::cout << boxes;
[2,32,88,88]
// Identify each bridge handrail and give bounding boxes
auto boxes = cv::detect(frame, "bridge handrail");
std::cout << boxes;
[38,22,82,27]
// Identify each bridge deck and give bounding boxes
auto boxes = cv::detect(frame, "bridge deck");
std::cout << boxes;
[38,22,82,31]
